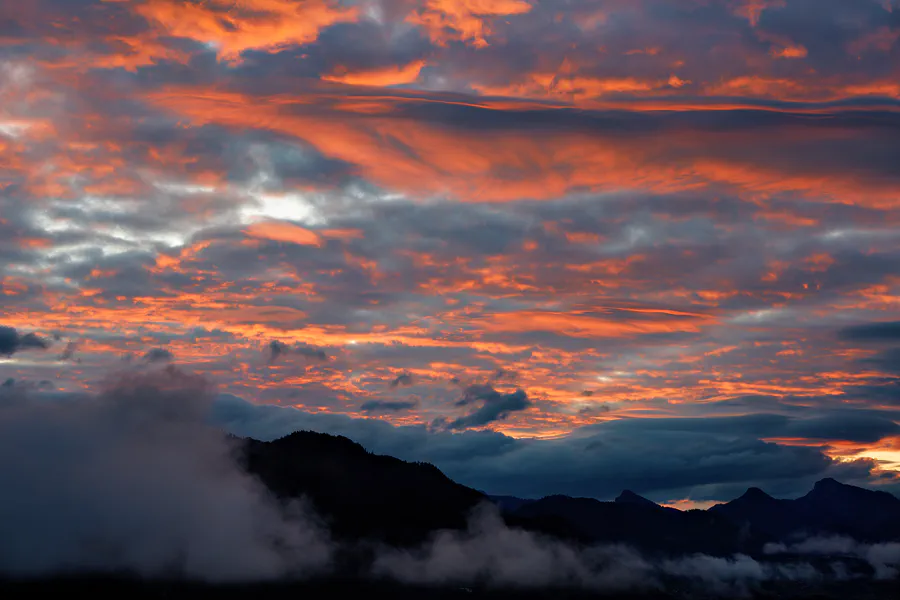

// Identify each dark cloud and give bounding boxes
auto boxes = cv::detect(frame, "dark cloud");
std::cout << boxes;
[0,326,50,357]
[445,385,531,430]
[360,399,419,414]
[142,348,174,363]
[578,404,611,417]
[840,321,900,342]
[841,321,900,342]
[0,378,55,393]
[601,413,900,445]
[388,372,414,388]
[265,341,328,364]
[839,320,900,380]
[863,349,900,378]
[266,340,291,363]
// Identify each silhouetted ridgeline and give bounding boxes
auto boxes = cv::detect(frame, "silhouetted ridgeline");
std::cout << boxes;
[240,431,486,544]
[3,430,900,599]
[709,478,900,542]
[236,431,900,554]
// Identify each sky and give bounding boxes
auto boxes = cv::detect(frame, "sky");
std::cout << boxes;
[2,0,900,504]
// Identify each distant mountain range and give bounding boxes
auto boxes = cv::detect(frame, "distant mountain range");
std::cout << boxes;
[3,430,899,599]
[240,431,900,555]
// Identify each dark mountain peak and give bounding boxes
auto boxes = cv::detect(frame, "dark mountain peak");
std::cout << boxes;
[615,489,659,508]
[738,486,774,502]
[813,477,842,490]
[793,479,900,541]
[271,430,368,454]
[802,477,900,505]
[240,429,484,545]
[806,478,876,500]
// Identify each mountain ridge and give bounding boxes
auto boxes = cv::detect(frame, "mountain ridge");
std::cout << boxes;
[233,430,900,555]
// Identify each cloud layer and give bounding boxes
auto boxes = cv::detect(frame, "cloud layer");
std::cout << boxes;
[0,368,331,580]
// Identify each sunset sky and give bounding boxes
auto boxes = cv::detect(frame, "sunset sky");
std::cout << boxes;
[2,0,900,503]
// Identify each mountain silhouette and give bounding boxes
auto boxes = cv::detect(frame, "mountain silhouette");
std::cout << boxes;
[511,495,766,555]
[239,431,485,544]
[794,477,900,540]
[707,486,812,539]
[231,431,900,555]
[615,490,666,509]
[708,478,900,543]
[5,431,900,598]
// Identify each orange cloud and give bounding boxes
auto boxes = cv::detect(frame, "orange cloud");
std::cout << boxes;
[148,87,900,207]
[408,0,533,47]
[471,56,683,102]
[131,0,358,63]
[322,60,427,87]
[478,309,716,339]
[92,33,191,71]
[732,0,786,27]
[244,221,323,247]
[770,44,808,59]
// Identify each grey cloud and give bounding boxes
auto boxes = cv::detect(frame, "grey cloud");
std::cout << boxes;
[266,341,328,364]
[864,349,900,377]
[599,412,900,445]
[59,341,78,361]
[0,326,50,356]
[841,321,900,342]
[360,399,419,414]
[389,372,414,388]
[372,504,656,592]
[0,367,331,580]
[374,504,852,595]
[765,536,900,580]
[0,379,55,393]
[267,340,291,363]
[142,348,175,363]
[445,385,530,430]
